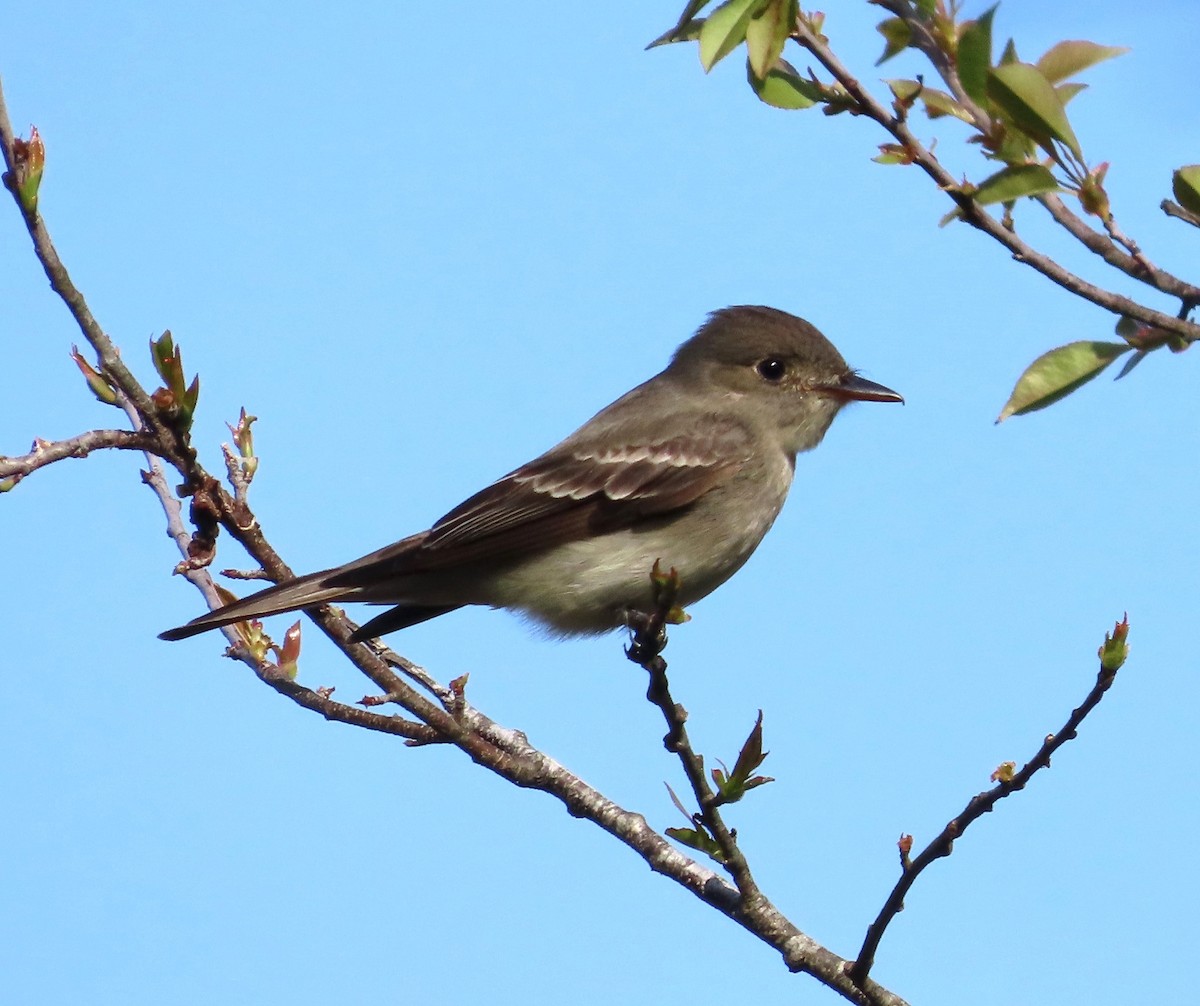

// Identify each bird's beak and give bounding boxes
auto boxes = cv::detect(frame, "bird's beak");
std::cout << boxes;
[825,373,904,404]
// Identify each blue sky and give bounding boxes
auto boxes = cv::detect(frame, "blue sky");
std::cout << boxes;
[3,4,1197,1005]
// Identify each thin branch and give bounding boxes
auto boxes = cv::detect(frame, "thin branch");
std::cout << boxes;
[621,587,912,1004]
[254,668,440,742]
[0,79,172,439]
[0,67,917,1006]
[848,655,1121,985]
[221,442,253,505]
[835,4,1200,326]
[1037,193,1197,302]
[626,586,760,897]
[372,642,457,706]
[1162,198,1200,230]
[872,0,991,127]
[219,567,273,581]
[0,428,158,488]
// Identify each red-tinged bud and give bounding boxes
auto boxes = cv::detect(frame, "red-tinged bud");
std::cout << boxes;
[11,125,45,214]
[274,621,301,679]
[1098,614,1130,672]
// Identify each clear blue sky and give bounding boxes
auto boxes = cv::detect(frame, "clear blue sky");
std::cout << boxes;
[3,4,1197,1005]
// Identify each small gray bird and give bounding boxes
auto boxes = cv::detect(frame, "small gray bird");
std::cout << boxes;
[160,306,901,642]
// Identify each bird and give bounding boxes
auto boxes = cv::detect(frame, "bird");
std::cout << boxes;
[160,305,901,643]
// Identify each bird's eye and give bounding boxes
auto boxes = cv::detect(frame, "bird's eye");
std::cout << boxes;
[756,357,786,382]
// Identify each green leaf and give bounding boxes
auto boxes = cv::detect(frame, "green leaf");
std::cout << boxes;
[745,0,795,80]
[993,121,1036,165]
[151,330,176,382]
[1056,81,1087,106]
[183,374,201,419]
[1036,40,1128,85]
[988,61,1083,162]
[1172,165,1200,216]
[709,712,776,805]
[886,78,922,104]
[873,143,912,165]
[996,340,1130,421]
[920,87,972,123]
[749,57,819,108]
[665,782,692,819]
[647,18,705,48]
[1114,350,1149,381]
[730,711,768,786]
[699,0,763,72]
[1114,315,1140,342]
[957,4,997,107]
[972,163,1060,206]
[875,17,911,65]
[647,0,715,48]
[665,826,726,862]
[998,37,1020,66]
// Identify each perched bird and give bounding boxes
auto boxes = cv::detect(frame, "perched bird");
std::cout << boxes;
[160,306,901,643]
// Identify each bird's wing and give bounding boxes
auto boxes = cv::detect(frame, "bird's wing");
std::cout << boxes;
[325,419,753,583]
[160,419,753,641]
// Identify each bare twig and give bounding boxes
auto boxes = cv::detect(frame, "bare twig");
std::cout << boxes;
[371,642,457,706]
[1162,198,1200,230]
[219,567,273,581]
[221,442,253,505]
[0,428,157,489]
[848,654,1121,985]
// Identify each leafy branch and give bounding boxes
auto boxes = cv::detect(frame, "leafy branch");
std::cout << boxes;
[650,0,1200,418]
[1,33,1133,1003]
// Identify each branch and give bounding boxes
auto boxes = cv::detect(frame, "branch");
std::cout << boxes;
[1162,198,1200,231]
[0,66,903,1006]
[626,572,759,895]
[880,0,1200,308]
[795,11,1200,339]
[0,80,174,440]
[621,578,906,1005]
[0,428,158,489]
[1036,193,1178,295]
[848,644,1123,985]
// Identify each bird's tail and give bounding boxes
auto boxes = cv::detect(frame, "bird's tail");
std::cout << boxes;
[158,569,355,641]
